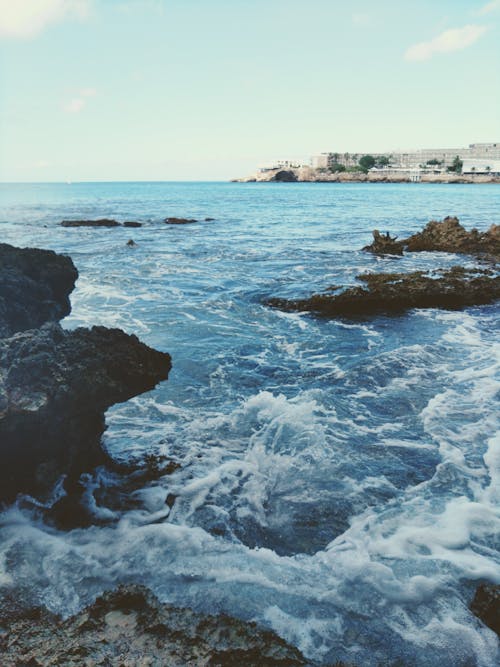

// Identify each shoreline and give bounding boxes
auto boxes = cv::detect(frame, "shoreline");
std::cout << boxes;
[232,167,500,184]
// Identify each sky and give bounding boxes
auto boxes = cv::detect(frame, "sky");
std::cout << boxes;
[0,0,499,181]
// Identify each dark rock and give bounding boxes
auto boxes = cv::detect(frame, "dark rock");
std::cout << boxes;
[266,266,500,318]
[61,219,121,227]
[270,170,298,182]
[0,243,78,338]
[205,217,216,221]
[126,239,137,247]
[403,217,500,257]
[363,229,404,256]
[470,584,500,636]
[123,221,142,228]
[0,323,171,503]
[164,217,198,224]
[0,584,307,666]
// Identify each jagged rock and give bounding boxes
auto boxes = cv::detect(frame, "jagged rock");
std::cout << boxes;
[403,217,500,257]
[270,170,298,182]
[0,584,306,667]
[164,217,198,224]
[0,243,78,338]
[123,221,142,228]
[61,219,122,227]
[0,323,171,504]
[470,584,500,636]
[363,229,404,256]
[266,266,500,318]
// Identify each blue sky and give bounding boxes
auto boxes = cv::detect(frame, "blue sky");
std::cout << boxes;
[0,0,499,181]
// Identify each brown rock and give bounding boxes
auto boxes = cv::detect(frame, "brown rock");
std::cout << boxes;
[0,585,307,667]
[266,266,500,318]
[470,584,500,636]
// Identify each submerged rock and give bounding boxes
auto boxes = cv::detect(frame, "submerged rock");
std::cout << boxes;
[0,584,306,667]
[0,243,78,338]
[164,217,198,224]
[470,584,500,636]
[61,219,122,227]
[123,221,143,227]
[266,267,500,318]
[0,324,171,503]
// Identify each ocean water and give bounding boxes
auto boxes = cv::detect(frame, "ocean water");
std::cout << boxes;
[0,182,499,666]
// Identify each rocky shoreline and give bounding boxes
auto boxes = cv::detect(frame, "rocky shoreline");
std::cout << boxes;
[1,232,498,665]
[0,241,312,666]
[233,167,500,184]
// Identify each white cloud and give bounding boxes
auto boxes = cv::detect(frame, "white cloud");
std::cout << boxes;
[63,88,97,113]
[478,0,500,14]
[0,0,89,39]
[405,24,488,61]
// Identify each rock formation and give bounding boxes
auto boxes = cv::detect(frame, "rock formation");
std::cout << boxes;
[164,217,198,224]
[403,216,500,257]
[0,243,78,338]
[0,242,171,505]
[362,230,404,256]
[0,584,307,667]
[267,267,500,318]
[363,217,500,259]
[270,170,298,182]
[0,324,171,504]
[61,219,122,227]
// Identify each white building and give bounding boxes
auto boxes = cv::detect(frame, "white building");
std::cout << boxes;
[462,158,500,175]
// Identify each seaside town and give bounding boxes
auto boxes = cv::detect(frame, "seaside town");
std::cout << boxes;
[237,142,500,182]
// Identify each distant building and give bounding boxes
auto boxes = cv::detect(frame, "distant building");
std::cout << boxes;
[462,158,500,175]
[259,158,307,172]
[312,143,500,171]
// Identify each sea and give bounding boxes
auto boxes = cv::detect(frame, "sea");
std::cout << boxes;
[0,181,499,666]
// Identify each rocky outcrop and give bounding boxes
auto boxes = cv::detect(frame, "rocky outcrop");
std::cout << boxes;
[0,243,78,338]
[362,230,404,256]
[470,584,500,636]
[363,217,500,259]
[61,219,121,227]
[0,324,171,504]
[403,217,500,257]
[0,243,171,506]
[270,170,298,182]
[61,219,143,228]
[266,267,500,318]
[0,584,306,667]
[165,217,198,224]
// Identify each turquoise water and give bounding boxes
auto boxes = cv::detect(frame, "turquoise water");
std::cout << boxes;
[0,182,499,666]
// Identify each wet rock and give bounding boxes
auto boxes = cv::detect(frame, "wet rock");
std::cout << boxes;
[205,217,216,221]
[0,584,307,667]
[123,221,142,228]
[164,217,198,224]
[0,324,171,503]
[363,229,404,256]
[470,584,500,636]
[404,217,500,257]
[0,243,78,338]
[126,239,137,247]
[266,266,500,318]
[61,219,121,227]
[270,170,298,182]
